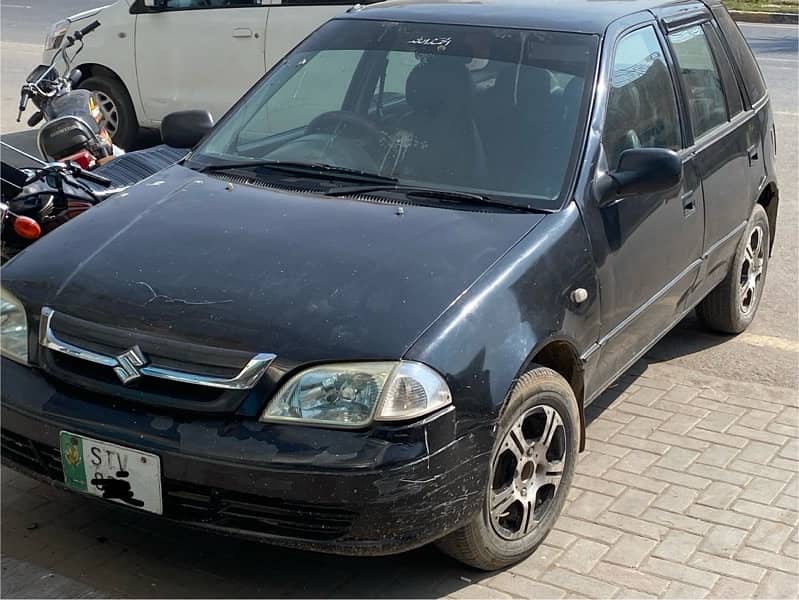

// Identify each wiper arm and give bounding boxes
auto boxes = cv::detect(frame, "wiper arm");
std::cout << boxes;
[199,160,398,184]
[326,184,538,212]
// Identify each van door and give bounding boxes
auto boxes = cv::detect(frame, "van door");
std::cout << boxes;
[134,0,268,123]
[262,1,354,69]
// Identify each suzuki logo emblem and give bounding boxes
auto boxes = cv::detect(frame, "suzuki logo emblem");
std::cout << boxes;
[113,345,147,385]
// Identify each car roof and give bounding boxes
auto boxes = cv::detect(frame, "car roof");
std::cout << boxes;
[340,0,720,35]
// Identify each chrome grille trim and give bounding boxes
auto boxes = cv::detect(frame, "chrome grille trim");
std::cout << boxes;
[39,307,275,390]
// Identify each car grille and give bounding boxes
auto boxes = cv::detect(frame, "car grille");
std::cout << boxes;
[39,308,274,414]
[1,429,356,542]
[1,429,63,480]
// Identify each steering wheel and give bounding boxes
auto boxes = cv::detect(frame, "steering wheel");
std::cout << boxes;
[305,111,385,156]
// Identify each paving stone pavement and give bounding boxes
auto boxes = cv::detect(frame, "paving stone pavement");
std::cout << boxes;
[2,359,798,598]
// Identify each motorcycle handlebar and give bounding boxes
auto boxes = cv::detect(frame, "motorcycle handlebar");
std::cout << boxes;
[73,168,112,187]
[74,20,100,40]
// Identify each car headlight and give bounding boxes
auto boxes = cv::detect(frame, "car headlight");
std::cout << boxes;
[0,288,29,364]
[260,361,452,427]
[44,20,69,51]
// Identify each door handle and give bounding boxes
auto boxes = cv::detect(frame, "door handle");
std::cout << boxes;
[747,144,759,165]
[681,190,696,215]
[232,28,253,38]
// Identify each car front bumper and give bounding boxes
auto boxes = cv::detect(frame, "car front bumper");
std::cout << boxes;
[1,358,491,556]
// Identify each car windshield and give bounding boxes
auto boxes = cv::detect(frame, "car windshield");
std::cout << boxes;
[190,19,599,209]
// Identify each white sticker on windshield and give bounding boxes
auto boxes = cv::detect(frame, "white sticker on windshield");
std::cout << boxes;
[408,36,452,48]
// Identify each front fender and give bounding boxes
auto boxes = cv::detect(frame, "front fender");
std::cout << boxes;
[405,203,600,432]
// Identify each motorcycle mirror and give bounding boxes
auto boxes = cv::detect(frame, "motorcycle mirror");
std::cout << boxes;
[161,110,214,149]
[27,111,43,128]
[68,68,82,87]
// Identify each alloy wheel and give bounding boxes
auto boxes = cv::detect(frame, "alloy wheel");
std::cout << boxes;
[94,91,120,138]
[740,224,765,315]
[489,404,567,540]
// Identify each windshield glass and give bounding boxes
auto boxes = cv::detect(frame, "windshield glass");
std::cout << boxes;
[190,19,598,208]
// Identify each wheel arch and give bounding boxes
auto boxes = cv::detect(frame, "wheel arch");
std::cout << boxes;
[516,337,587,452]
[756,182,779,254]
[75,63,139,123]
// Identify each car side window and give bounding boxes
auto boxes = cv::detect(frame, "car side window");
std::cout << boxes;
[668,25,728,140]
[162,0,259,9]
[603,26,681,169]
[703,23,744,118]
[711,6,767,104]
[383,52,421,97]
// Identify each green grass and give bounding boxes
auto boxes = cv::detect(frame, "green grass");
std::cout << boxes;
[724,0,799,14]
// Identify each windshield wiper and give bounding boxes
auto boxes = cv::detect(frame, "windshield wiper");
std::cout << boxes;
[198,160,398,184]
[325,184,539,212]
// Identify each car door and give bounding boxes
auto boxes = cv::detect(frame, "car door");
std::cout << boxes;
[262,0,360,69]
[134,0,268,123]
[663,17,760,299]
[582,23,704,386]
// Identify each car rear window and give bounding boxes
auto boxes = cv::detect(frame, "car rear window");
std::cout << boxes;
[711,5,767,104]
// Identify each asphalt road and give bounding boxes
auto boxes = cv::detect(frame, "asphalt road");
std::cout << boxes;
[0,4,797,387]
[0,0,104,44]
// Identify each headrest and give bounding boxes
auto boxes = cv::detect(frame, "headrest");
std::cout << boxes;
[405,59,472,117]
[563,76,584,105]
[496,65,553,108]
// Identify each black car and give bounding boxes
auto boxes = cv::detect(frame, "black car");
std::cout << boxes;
[1,0,777,570]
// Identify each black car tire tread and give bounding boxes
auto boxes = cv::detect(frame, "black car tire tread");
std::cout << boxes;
[696,203,770,334]
[79,75,138,150]
[436,365,579,571]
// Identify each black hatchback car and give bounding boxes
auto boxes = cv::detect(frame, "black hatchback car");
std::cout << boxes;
[1,0,777,570]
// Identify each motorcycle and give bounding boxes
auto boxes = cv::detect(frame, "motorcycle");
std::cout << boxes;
[1,143,116,262]
[16,20,123,171]
[0,140,187,262]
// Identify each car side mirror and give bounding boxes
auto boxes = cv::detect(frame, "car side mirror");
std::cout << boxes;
[161,110,214,149]
[595,147,683,206]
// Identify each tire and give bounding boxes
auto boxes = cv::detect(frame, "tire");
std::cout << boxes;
[436,366,579,570]
[79,75,139,150]
[696,203,770,334]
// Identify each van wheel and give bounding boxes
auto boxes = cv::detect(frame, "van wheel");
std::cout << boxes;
[79,75,138,150]
[436,366,579,570]
[697,204,770,334]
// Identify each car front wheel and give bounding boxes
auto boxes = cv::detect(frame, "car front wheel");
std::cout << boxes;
[436,366,579,570]
[79,75,138,150]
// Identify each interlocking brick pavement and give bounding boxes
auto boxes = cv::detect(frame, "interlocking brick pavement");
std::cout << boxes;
[2,359,798,598]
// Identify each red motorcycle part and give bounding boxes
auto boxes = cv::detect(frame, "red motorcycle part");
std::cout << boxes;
[12,216,42,240]
[64,149,96,170]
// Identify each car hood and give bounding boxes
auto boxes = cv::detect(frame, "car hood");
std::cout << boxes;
[4,165,545,363]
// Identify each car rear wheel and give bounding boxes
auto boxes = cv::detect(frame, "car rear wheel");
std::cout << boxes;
[79,75,138,150]
[436,366,579,570]
[697,203,770,334]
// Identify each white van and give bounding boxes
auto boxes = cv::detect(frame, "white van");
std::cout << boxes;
[42,0,370,148]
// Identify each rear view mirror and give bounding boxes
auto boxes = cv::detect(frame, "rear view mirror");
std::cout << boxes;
[161,110,214,149]
[143,0,166,8]
[595,147,683,205]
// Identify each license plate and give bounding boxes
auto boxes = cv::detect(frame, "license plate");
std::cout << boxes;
[59,431,163,515]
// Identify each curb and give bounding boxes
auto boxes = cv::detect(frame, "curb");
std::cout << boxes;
[731,9,799,24]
